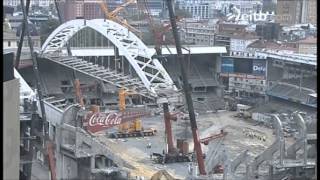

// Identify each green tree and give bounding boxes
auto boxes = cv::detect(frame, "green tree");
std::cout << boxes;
[40,18,60,44]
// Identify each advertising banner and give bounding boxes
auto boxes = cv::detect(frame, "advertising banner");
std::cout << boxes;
[83,111,150,133]
[252,60,266,76]
[221,58,234,73]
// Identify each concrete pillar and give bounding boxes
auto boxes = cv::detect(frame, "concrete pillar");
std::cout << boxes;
[3,79,20,180]
[268,164,273,179]
[90,156,95,170]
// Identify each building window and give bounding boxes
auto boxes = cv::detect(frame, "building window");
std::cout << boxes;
[8,41,11,47]
[261,81,264,84]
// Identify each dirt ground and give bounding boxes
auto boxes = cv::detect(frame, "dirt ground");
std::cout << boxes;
[95,110,294,179]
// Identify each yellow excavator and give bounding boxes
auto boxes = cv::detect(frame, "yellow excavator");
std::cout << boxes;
[109,88,157,138]
[99,0,141,37]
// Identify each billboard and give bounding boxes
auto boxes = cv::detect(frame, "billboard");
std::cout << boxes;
[83,111,150,133]
[221,58,234,73]
[252,60,266,76]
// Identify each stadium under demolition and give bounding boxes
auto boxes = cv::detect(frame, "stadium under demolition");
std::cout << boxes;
[15,3,317,180]
[18,43,317,180]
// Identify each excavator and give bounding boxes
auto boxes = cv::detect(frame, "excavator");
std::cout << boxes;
[99,0,141,37]
[108,88,157,138]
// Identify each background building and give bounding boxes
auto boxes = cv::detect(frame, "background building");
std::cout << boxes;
[58,0,105,21]
[177,0,211,19]
[4,0,52,7]
[255,22,281,40]
[214,0,263,15]
[180,20,215,46]
[297,37,317,55]
[276,0,317,26]
[300,0,317,25]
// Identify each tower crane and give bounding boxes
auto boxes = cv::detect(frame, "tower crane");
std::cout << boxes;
[139,0,183,55]
[99,0,142,37]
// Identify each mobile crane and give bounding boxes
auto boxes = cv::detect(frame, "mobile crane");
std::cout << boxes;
[166,0,207,175]
[152,103,194,164]
[109,88,157,138]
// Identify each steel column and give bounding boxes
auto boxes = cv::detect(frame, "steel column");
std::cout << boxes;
[166,0,206,175]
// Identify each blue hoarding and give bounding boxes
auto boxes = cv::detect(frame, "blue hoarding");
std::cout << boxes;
[252,60,266,76]
[221,58,234,73]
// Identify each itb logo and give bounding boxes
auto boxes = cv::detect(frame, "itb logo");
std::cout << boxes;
[227,5,275,22]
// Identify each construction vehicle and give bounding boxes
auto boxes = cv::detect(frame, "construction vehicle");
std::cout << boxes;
[200,130,228,145]
[99,0,141,36]
[152,103,193,164]
[109,88,157,138]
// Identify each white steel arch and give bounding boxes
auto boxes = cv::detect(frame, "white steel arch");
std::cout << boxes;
[41,19,176,97]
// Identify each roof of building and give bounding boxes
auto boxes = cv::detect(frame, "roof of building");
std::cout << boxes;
[298,37,317,44]
[248,39,298,52]
[3,31,17,40]
[216,32,259,40]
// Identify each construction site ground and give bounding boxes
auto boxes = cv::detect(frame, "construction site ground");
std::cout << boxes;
[94,110,295,179]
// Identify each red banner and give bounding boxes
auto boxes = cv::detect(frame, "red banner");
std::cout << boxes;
[83,111,150,133]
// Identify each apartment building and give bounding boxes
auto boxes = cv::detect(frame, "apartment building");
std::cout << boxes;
[214,23,247,55]
[297,37,317,55]
[180,20,216,46]
[176,0,212,19]
[276,0,317,26]
[4,0,52,7]
[215,0,263,15]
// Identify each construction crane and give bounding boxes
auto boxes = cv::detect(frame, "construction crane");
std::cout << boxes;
[74,79,85,107]
[99,0,141,36]
[200,130,228,145]
[152,103,193,164]
[109,88,157,138]
[139,0,183,55]
[166,0,207,175]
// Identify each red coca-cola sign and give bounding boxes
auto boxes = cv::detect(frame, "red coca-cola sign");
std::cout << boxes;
[83,111,149,133]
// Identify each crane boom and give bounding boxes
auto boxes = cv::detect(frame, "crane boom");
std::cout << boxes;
[99,0,141,36]
[110,0,136,17]
[74,79,85,107]
[166,0,206,175]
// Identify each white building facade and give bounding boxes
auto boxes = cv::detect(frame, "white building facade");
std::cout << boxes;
[177,0,213,19]
[214,0,263,15]
[4,0,52,7]
[180,21,216,46]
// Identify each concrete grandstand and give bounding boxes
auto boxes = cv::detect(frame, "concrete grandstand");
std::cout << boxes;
[266,55,317,108]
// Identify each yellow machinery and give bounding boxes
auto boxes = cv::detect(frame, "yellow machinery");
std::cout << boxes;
[99,0,141,36]
[118,88,142,133]
[110,88,156,138]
